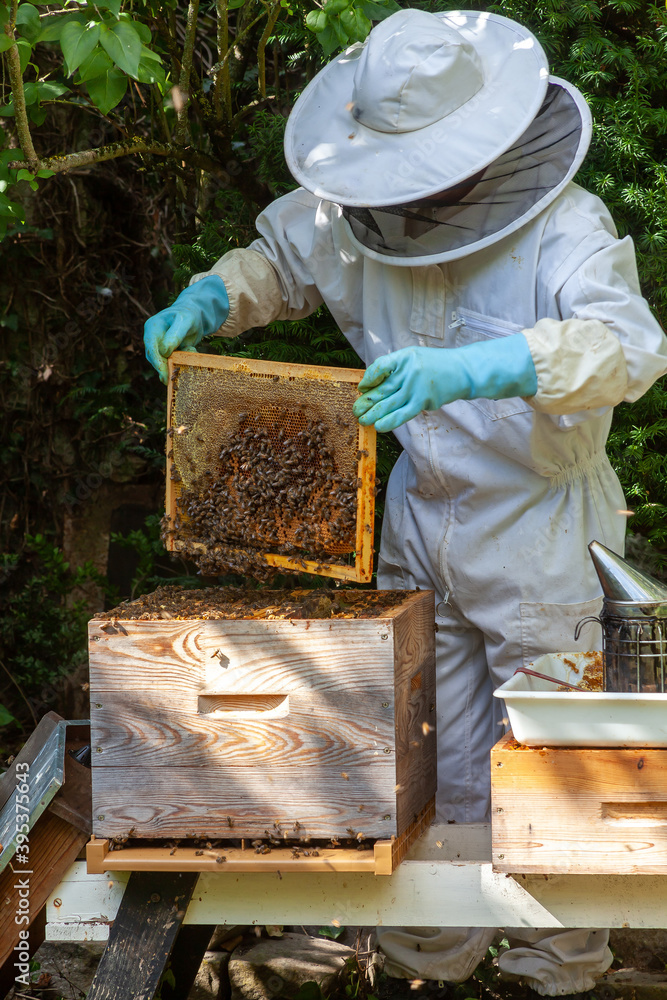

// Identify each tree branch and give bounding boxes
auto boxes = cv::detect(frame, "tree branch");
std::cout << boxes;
[4,2,39,169]
[214,0,232,120]
[174,0,200,144]
[9,136,230,180]
[257,0,282,99]
[211,8,267,81]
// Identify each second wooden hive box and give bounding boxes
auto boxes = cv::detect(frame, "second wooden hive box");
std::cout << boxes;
[88,589,436,842]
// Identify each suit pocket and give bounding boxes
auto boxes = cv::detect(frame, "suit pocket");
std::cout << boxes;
[520,597,603,667]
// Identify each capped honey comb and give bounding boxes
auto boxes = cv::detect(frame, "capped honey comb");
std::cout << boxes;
[164,351,376,582]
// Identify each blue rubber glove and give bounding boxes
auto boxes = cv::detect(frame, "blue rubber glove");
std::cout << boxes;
[353,334,538,433]
[144,275,230,383]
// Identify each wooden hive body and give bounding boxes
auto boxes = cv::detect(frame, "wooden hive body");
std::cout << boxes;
[492,732,667,874]
[89,591,436,841]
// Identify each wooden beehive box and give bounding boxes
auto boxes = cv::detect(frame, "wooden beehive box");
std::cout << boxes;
[491,732,667,874]
[88,589,436,843]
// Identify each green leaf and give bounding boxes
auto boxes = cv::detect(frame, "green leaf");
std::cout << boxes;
[0,35,16,53]
[22,81,39,105]
[136,49,165,88]
[76,46,113,83]
[35,80,70,102]
[323,0,353,13]
[100,21,142,78]
[0,193,25,219]
[340,7,372,42]
[28,105,47,125]
[96,0,122,16]
[329,15,349,47]
[316,22,341,56]
[293,983,324,1000]
[85,67,127,114]
[306,9,328,32]
[121,16,151,44]
[358,0,400,20]
[16,38,33,74]
[60,20,101,75]
[37,11,88,43]
[0,704,16,726]
[318,925,345,939]
[15,3,41,43]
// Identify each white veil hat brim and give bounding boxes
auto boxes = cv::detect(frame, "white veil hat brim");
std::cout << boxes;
[284,9,550,209]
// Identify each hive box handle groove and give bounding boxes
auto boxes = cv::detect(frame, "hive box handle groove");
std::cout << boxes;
[197,694,289,717]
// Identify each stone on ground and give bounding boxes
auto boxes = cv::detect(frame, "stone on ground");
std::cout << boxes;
[228,931,355,1000]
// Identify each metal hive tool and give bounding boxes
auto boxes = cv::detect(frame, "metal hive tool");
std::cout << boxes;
[164,351,377,582]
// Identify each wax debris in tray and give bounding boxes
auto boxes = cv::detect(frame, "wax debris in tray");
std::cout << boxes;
[98,585,413,621]
[557,652,603,691]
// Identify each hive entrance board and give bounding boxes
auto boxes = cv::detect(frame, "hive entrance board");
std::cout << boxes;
[165,352,376,583]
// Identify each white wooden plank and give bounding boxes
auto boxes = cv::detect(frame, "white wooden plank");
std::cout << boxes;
[46,923,111,942]
[46,869,128,941]
[49,855,667,932]
[186,862,561,929]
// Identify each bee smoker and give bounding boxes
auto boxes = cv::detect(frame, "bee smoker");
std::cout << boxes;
[576,540,667,693]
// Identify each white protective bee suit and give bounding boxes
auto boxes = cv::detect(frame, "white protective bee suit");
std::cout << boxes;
[187,9,667,996]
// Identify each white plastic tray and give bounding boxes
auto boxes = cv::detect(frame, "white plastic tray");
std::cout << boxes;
[494,651,667,747]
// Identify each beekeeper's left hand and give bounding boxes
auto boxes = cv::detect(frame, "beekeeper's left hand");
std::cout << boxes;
[353,335,537,433]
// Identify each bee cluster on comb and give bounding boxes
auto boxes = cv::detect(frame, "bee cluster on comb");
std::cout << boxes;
[163,354,376,582]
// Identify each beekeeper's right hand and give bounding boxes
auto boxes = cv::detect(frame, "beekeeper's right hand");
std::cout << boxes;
[144,275,230,384]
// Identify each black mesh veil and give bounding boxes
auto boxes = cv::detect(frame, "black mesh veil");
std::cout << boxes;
[341,81,587,263]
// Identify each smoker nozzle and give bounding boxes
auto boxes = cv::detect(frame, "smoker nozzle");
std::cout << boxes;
[588,540,667,604]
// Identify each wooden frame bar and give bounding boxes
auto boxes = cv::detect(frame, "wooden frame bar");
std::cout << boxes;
[86,800,435,876]
[166,351,376,583]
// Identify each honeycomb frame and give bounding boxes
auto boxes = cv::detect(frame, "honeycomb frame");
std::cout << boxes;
[165,350,377,583]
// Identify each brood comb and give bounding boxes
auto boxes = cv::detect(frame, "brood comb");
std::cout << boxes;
[164,351,376,582]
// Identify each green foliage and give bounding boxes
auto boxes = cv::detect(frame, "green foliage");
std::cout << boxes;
[110,513,204,599]
[0,535,109,735]
[294,983,326,1000]
[341,956,378,1000]
[306,0,400,55]
[0,0,168,230]
[318,925,346,940]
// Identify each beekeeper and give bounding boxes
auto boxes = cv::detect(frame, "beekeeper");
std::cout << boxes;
[144,8,667,996]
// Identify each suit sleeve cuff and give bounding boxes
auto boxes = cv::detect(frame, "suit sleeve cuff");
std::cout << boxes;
[523,317,628,415]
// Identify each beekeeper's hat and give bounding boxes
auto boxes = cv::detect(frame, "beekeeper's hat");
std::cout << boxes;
[284,9,591,263]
